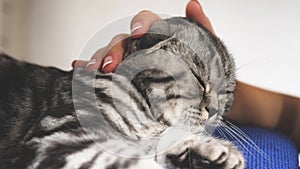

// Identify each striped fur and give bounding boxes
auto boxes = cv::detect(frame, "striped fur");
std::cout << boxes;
[0,17,244,169]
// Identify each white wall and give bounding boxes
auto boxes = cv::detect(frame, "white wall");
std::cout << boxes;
[1,0,25,59]
[21,0,188,69]
[5,0,300,97]
[205,0,300,98]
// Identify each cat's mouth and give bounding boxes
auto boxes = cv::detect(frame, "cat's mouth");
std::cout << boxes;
[180,106,223,134]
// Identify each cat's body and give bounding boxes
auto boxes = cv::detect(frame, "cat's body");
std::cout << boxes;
[0,17,244,169]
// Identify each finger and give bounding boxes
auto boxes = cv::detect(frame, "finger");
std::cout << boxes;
[72,60,89,68]
[186,0,216,35]
[130,10,161,38]
[87,34,129,72]
[71,47,106,70]
[101,34,129,73]
[85,46,105,71]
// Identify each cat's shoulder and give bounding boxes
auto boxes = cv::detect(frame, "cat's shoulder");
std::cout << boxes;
[0,53,24,70]
[0,53,26,85]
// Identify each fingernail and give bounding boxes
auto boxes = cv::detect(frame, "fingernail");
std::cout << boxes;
[86,59,97,70]
[191,0,200,4]
[131,22,143,35]
[102,56,113,69]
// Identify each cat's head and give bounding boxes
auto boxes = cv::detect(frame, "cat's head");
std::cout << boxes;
[115,17,236,131]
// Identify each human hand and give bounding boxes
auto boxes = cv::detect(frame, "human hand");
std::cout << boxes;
[72,0,215,73]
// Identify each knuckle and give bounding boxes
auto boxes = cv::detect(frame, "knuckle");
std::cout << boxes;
[108,34,128,51]
[111,34,128,44]
[138,10,153,14]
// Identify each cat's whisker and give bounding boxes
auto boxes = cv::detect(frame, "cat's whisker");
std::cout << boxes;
[220,122,264,157]
[219,121,269,161]
[236,62,252,72]
[223,120,269,159]
[219,122,258,161]
[219,123,251,152]
[224,121,264,149]
[236,59,269,72]
[216,127,229,140]
[234,85,242,93]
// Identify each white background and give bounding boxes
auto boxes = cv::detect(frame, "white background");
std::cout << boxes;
[2,0,300,97]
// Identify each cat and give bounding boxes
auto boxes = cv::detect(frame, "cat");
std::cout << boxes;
[0,17,244,169]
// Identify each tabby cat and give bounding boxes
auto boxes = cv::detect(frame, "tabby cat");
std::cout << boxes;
[0,17,244,169]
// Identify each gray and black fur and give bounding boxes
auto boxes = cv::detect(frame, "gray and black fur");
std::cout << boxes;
[0,17,244,169]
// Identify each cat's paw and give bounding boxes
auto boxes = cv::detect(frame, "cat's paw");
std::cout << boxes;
[128,159,164,169]
[164,137,245,169]
[196,139,245,169]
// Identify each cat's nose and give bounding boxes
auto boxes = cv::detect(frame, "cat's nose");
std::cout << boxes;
[207,107,218,118]
[207,90,219,118]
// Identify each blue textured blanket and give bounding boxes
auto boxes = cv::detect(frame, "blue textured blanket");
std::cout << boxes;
[213,126,299,169]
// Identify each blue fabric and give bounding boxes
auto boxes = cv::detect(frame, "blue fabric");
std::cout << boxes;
[213,126,299,169]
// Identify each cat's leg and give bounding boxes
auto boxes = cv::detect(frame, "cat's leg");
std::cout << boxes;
[158,135,245,169]
[124,159,164,169]
[82,140,164,169]
[27,139,164,169]
[89,152,164,169]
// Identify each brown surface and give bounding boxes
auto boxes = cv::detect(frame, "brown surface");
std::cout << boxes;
[226,81,300,150]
